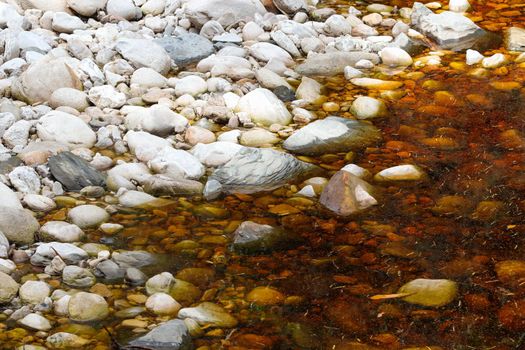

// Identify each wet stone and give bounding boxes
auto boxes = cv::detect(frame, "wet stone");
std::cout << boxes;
[129,319,192,350]
[178,302,238,328]
[48,152,105,191]
[231,221,301,254]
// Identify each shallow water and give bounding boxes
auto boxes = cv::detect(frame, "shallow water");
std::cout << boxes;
[3,1,525,349]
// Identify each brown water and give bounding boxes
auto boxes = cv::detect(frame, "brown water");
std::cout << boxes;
[2,1,525,349]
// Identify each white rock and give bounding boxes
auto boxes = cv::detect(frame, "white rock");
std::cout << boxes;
[50,88,90,111]
[88,85,126,109]
[146,292,181,315]
[325,14,352,36]
[482,53,507,69]
[68,205,109,228]
[40,221,84,242]
[130,67,167,88]
[466,49,484,65]
[18,313,52,331]
[255,68,291,90]
[379,47,413,67]
[106,0,140,20]
[296,77,322,103]
[175,76,207,97]
[344,66,364,80]
[243,21,264,41]
[217,130,241,143]
[0,259,16,274]
[8,166,41,194]
[52,12,87,33]
[54,295,71,316]
[19,281,51,304]
[67,0,107,16]
[296,185,316,197]
[185,126,216,145]
[4,120,32,148]
[341,164,371,179]
[149,147,205,180]
[68,292,109,322]
[0,181,23,209]
[362,13,383,26]
[350,96,387,119]
[118,190,158,208]
[190,142,243,167]
[125,130,172,162]
[235,88,292,126]
[374,164,426,181]
[115,38,170,75]
[37,111,96,149]
[125,105,188,136]
[142,0,166,15]
[449,0,470,12]
[23,194,56,212]
[249,42,293,66]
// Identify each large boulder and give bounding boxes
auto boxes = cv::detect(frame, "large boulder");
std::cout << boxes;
[411,3,500,51]
[296,52,380,76]
[48,152,105,191]
[36,111,96,149]
[283,117,382,156]
[319,171,377,216]
[0,207,39,244]
[115,38,171,75]
[129,319,192,350]
[156,33,215,67]
[208,147,320,194]
[185,0,267,28]
[11,55,82,104]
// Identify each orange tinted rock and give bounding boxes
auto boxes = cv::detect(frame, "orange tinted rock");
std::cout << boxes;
[499,299,525,331]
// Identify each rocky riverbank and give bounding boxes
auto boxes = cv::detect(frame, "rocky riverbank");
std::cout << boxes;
[0,0,525,348]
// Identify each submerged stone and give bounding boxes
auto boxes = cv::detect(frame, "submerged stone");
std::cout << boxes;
[398,278,458,307]
[129,319,192,350]
[178,302,238,328]
[231,221,301,254]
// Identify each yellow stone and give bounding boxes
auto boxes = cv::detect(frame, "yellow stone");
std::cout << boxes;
[127,294,148,304]
[350,78,403,90]
[246,286,285,305]
[121,319,148,328]
[322,102,340,112]
[268,204,301,215]
[489,81,522,91]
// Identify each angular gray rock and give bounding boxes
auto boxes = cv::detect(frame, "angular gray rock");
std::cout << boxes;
[185,0,267,28]
[115,38,171,75]
[295,52,380,76]
[48,152,105,191]
[283,117,382,156]
[143,175,204,196]
[31,242,88,266]
[156,34,215,67]
[129,319,192,350]
[0,207,39,245]
[411,2,500,51]
[208,147,320,194]
[232,221,301,254]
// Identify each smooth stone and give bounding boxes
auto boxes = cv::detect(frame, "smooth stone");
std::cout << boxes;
[350,96,387,119]
[208,147,320,194]
[95,259,125,280]
[106,0,140,20]
[18,141,69,166]
[31,242,88,266]
[175,75,207,97]
[68,292,109,322]
[129,319,192,350]
[112,250,156,268]
[240,129,280,147]
[130,67,167,88]
[0,207,39,244]
[185,0,267,29]
[149,147,205,180]
[466,49,483,65]
[495,260,525,288]
[125,105,188,136]
[449,0,470,12]
[341,164,371,179]
[49,88,89,111]
[398,278,458,307]
[505,27,525,52]
[319,171,377,216]
[143,175,204,197]
[296,77,322,103]
[62,265,96,288]
[283,117,381,156]
[68,205,109,228]
[156,34,214,67]
[67,0,107,16]
[232,221,300,254]
[379,47,413,67]
[296,52,380,76]
[18,313,52,331]
[0,271,19,303]
[118,190,161,208]
[350,78,403,90]
[178,302,238,328]
[49,152,105,191]
[115,38,171,75]
[374,165,427,181]
[12,55,82,104]
[190,142,244,167]
[235,88,292,126]
[37,111,96,149]
[52,12,86,33]
[0,181,23,209]
[146,292,181,316]
[246,286,285,305]
[19,281,51,304]
[46,333,90,348]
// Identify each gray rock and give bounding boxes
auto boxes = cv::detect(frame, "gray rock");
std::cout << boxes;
[68,292,109,322]
[208,147,320,194]
[112,250,156,268]
[31,242,88,266]
[126,267,147,285]
[62,266,96,288]
[0,271,19,303]
[185,0,266,28]
[129,319,192,350]
[411,3,500,51]
[0,207,39,245]
[49,152,105,191]
[178,302,238,328]
[505,27,525,51]
[19,281,51,304]
[232,221,301,254]
[156,34,215,67]
[283,117,382,156]
[296,52,380,76]
[95,259,125,280]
